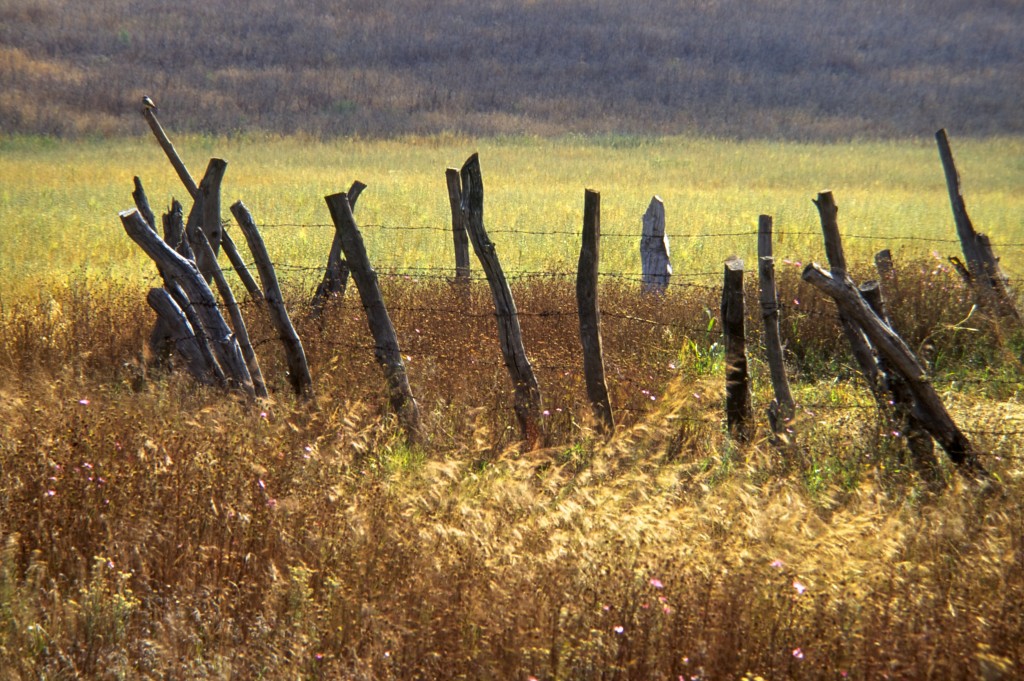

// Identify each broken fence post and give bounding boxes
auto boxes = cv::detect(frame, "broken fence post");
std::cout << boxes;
[802,263,987,478]
[232,201,315,401]
[757,215,795,434]
[722,255,751,441]
[325,192,421,439]
[577,189,614,435]
[145,287,218,386]
[640,196,671,293]
[936,128,1019,320]
[121,209,254,396]
[460,153,544,443]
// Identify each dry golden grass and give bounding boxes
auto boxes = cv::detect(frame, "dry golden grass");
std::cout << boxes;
[1,264,1022,678]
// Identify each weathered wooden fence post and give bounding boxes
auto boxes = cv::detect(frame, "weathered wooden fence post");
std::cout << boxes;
[190,228,269,398]
[874,249,895,282]
[446,168,471,283]
[232,201,315,401]
[802,263,987,479]
[132,177,158,231]
[936,129,1019,320]
[757,215,795,435]
[857,280,941,485]
[460,153,544,443]
[577,189,614,435]
[722,256,751,441]
[145,288,218,386]
[641,196,671,294]
[121,209,255,397]
[813,191,881,395]
[141,104,262,300]
[325,191,421,439]
[311,181,366,317]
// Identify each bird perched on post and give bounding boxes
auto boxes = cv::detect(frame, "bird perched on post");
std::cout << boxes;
[141,95,157,114]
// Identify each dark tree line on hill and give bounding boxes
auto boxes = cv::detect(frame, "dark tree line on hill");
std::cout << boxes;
[1,0,1021,139]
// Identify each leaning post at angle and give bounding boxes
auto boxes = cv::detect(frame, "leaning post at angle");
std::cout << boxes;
[311,180,366,316]
[813,191,881,396]
[460,153,544,443]
[640,196,671,294]
[935,128,1019,320]
[576,189,614,435]
[325,191,421,440]
[232,201,315,401]
[757,215,795,434]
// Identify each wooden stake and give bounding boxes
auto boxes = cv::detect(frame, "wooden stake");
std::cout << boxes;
[722,256,751,441]
[145,287,217,386]
[325,192,421,438]
[460,153,544,442]
[640,196,671,294]
[312,181,366,316]
[757,215,795,433]
[446,168,471,283]
[231,201,314,400]
[577,189,614,435]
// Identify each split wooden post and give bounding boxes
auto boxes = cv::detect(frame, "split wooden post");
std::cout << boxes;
[813,191,881,395]
[132,177,158,230]
[446,168,471,283]
[121,209,254,396]
[141,105,261,300]
[640,196,671,294]
[936,129,1019,320]
[802,264,986,478]
[722,256,751,441]
[188,158,227,281]
[577,189,614,435]
[311,181,366,316]
[162,200,185,252]
[460,153,544,442]
[232,201,315,401]
[145,288,218,386]
[325,192,421,438]
[757,215,795,433]
[190,228,269,398]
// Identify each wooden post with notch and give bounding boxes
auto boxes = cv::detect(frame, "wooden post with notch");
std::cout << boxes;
[577,189,614,435]
[640,196,671,294]
[232,201,315,401]
[325,191,421,439]
[935,128,1019,320]
[722,256,751,441]
[757,215,794,434]
[446,168,471,283]
[460,153,544,443]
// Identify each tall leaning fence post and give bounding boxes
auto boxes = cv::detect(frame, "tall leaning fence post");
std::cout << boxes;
[577,189,614,435]
[311,181,366,317]
[722,255,751,441]
[757,215,794,435]
[460,153,544,443]
[325,192,421,440]
[232,201,315,401]
[640,196,671,294]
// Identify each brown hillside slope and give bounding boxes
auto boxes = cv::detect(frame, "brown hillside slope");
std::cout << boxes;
[0,0,1021,139]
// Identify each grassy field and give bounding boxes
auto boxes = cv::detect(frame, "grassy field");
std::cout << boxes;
[2,133,1024,301]
[1,133,1024,678]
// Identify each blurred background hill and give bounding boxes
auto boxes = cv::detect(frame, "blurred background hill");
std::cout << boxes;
[0,0,1021,140]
